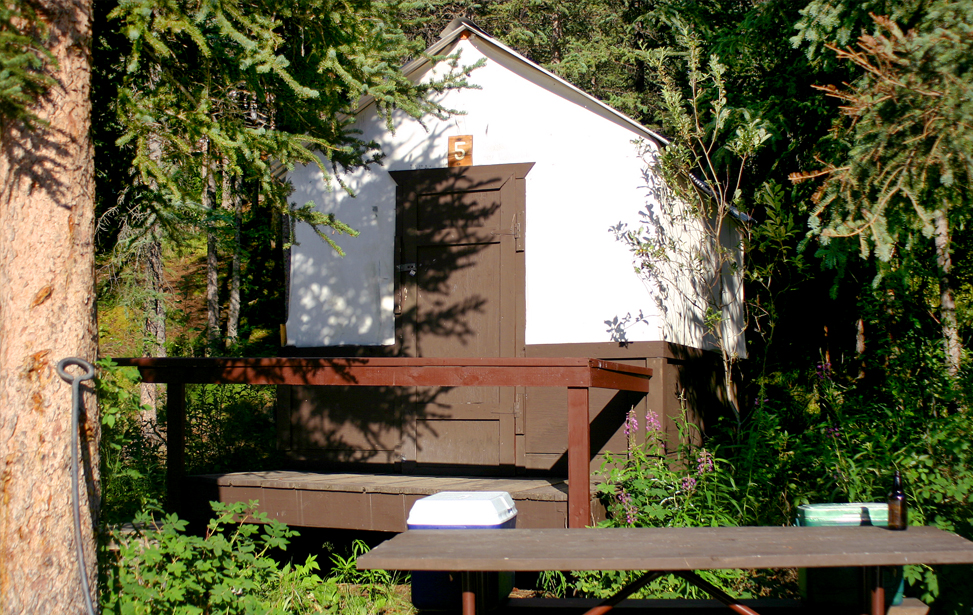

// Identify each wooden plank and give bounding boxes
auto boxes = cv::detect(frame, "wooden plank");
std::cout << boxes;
[112,357,651,390]
[187,472,578,530]
[357,526,973,572]
[196,471,569,499]
[567,387,590,528]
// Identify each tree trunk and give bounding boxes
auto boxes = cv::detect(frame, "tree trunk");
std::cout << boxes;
[223,157,241,347]
[0,1,98,612]
[551,10,562,63]
[933,208,961,379]
[203,143,221,354]
[140,228,166,431]
[140,121,167,425]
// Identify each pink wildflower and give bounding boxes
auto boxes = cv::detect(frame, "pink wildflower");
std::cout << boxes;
[623,409,638,437]
[645,410,662,434]
[617,489,637,525]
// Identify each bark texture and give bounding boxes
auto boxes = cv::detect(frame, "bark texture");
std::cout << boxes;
[0,1,98,612]
[139,230,166,429]
[139,128,167,421]
[223,157,241,347]
[203,146,220,353]
[933,208,961,379]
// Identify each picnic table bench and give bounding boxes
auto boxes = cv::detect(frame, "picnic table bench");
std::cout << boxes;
[356,526,973,615]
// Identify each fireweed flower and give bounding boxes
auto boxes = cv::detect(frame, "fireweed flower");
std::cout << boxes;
[645,410,662,434]
[696,449,714,475]
[624,409,639,437]
[617,489,636,525]
[816,362,832,381]
[681,476,697,492]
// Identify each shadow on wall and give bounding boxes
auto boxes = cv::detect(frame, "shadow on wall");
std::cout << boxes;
[658,343,733,448]
[605,156,741,440]
[281,168,516,471]
[609,161,729,353]
[288,118,462,345]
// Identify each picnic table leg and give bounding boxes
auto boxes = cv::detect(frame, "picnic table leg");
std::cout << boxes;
[461,571,476,615]
[673,571,762,615]
[583,570,666,615]
[567,386,590,528]
[866,566,886,615]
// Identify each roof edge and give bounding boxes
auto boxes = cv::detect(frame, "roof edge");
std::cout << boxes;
[360,20,667,148]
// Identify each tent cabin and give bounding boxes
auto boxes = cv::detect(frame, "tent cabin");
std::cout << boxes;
[195,20,744,531]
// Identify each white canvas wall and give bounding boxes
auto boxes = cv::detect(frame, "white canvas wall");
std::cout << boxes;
[285,35,743,354]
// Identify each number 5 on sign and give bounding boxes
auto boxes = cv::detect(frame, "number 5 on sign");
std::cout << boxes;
[448,135,473,167]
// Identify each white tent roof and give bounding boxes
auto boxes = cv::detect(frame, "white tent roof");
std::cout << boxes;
[361,18,667,147]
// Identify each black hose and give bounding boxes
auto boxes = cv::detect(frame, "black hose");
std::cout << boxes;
[57,357,97,615]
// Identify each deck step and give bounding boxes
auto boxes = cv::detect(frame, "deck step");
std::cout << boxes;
[185,471,604,531]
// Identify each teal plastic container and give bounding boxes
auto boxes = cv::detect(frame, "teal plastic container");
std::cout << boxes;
[796,503,904,607]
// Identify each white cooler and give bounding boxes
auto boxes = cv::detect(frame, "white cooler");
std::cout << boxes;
[407,491,517,610]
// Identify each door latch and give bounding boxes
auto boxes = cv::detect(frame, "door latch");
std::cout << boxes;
[396,263,417,276]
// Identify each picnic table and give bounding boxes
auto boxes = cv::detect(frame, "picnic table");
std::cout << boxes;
[356,526,973,615]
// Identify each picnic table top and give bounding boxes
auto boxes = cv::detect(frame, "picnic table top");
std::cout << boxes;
[356,526,973,572]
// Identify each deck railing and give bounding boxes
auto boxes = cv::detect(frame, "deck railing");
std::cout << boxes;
[113,357,651,528]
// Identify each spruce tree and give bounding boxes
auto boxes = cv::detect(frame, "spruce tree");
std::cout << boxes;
[795,4,973,377]
[103,0,477,352]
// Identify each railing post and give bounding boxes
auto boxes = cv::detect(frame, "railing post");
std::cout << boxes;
[166,381,186,516]
[567,386,590,528]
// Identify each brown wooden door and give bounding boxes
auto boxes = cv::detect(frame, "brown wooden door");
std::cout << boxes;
[390,163,532,473]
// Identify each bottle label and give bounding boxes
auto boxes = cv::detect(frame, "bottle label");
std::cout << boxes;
[888,501,907,530]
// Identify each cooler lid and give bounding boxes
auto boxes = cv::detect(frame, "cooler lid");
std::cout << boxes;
[407,491,517,527]
[796,502,888,526]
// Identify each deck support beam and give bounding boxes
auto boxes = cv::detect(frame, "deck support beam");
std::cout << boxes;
[567,386,591,528]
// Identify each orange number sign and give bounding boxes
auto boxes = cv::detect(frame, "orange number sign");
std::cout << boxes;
[448,135,473,167]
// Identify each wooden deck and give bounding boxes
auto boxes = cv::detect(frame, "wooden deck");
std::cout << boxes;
[185,471,604,531]
[115,356,651,528]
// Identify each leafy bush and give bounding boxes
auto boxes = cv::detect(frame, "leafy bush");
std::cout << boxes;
[101,501,417,615]
[182,383,283,475]
[101,501,337,615]
[734,347,973,613]
[96,359,165,522]
[555,409,752,600]
[598,409,744,530]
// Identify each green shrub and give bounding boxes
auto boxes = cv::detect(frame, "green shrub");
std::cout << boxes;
[556,409,752,600]
[101,501,324,614]
[182,383,283,475]
[96,359,165,523]
[735,349,973,612]
[101,501,417,615]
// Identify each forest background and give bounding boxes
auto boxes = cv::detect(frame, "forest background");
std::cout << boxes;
[3,0,972,613]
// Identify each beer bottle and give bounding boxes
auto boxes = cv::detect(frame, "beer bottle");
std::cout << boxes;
[888,470,907,530]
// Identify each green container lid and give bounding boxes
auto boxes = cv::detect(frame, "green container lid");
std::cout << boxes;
[796,503,888,527]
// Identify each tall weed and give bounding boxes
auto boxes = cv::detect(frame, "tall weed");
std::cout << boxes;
[96,359,165,522]
[735,343,973,612]
[561,409,752,600]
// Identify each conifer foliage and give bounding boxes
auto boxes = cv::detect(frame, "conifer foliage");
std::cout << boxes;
[0,2,56,128]
[110,0,477,251]
[795,3,973,374]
